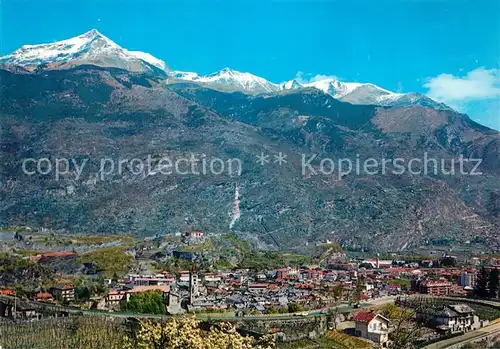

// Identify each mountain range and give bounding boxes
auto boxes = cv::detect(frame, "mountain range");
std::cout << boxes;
[1,29,449,110]
[0,29,498,254]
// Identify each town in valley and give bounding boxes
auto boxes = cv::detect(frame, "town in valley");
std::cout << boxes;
[1,227,500,348]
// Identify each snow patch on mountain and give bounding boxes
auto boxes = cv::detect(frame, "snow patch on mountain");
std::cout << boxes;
[304,79,358,98]
[127,50,167,71]
[280,77,394,100]
[280,79,303,90]
[169,67,279,94]
[168,70,200,80]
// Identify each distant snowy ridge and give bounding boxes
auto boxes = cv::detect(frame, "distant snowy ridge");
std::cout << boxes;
[168,69,418,108]
[277,77,449,110]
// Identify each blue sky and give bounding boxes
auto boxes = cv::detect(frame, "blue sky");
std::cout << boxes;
[1,0,499,130]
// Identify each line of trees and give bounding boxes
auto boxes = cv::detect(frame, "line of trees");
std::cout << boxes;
[123,290,166,314]
[474,266,499,299]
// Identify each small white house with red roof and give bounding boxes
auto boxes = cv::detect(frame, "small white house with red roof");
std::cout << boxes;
[352,311,390,347]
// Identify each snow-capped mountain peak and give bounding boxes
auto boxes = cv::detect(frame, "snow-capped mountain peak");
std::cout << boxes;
[0,29,167,73]
[77,28,106,42]
[170,67,279,94]
[201,68,276,89]
[5,29,115,65]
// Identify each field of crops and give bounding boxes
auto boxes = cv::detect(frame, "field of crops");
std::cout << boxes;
[0,317,126,349]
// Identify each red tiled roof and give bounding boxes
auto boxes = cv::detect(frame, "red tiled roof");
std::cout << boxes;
[0,289,15,296]
[352,311,377,323]
[35,292,53,299]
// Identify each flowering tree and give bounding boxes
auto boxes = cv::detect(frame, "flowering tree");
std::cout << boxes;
[124,317,275,349]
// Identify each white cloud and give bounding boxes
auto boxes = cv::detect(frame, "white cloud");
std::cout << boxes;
[424,67,500,107]
[294,71,338,84]
[424,68,500,130]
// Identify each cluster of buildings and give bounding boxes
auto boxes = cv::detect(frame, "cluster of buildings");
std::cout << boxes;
[0,284,77,303]
[97,256,488,314]
[105,268,334,314]
[90,265,376,314]
[4,242,500,320]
